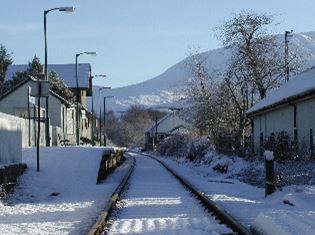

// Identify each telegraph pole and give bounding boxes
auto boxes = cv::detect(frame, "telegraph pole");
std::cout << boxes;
[285,30,293,82]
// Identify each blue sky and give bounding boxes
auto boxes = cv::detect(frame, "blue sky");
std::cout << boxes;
[1,0,315,88]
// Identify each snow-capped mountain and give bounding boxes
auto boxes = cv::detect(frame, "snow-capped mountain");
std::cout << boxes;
[89,32,315,115]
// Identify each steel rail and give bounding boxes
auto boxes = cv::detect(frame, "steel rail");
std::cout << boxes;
[139,152,252,235]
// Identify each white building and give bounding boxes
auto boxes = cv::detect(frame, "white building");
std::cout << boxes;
[247,67,315,156]
[0,76,76,145]
[5,63,92,109]
[4,64,94,145]
[145,110,193,149]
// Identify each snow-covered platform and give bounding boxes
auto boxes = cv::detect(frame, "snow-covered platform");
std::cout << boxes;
[0,147,131,235]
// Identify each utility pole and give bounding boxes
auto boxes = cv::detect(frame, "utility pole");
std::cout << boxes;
[155,116,158,142]
[90,74,106,146]
[75,52,97,145]
[98,87,111,146]
[103,96,106,146]
[285,30,293,82]
[99,100,102,146]
[103,95,114,146]
[44,6,74,146]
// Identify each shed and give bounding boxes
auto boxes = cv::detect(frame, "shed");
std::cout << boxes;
[145,110,192,150]
[247,66,315,156]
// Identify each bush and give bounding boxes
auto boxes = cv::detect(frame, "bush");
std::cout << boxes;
[187,136,211,161]
[275,159,315,187]
[264,131,298,161]
[156,134,190,157]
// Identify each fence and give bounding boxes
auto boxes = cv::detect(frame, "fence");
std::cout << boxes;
[0,112,62,165]
[213,132,241,155]
[97,149,125,184]
[0,113,22,165]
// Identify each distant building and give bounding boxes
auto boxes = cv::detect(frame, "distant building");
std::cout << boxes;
[144,110,193,150]
[247,67,315,156]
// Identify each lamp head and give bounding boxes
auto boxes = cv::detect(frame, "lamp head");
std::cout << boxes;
[95,74,107,78]
[59,7,75,13]
[85,52,97,56]
[99,86,111,91]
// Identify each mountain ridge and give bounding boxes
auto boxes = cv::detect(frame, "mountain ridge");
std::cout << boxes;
[89,31,315,115]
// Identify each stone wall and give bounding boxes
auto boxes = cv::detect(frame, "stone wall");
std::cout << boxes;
[0,163,27,196]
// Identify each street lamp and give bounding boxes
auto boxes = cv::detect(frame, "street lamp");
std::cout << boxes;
[44,6,74,146]
[99,87,111,146]
[75,51,97,145]
[90,74,106,145]
[285,30,293,82]
[103,95,114,146]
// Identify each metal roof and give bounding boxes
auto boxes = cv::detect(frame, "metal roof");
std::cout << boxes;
[247,66,315,116]
[5,63,91,89]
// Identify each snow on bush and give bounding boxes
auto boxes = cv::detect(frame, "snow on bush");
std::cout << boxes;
[156,134,190,157]
[275,159,315,187]
[187,136,211,161]
[202,150,248,175]
[156,135,266,186]
[157,135,315,188]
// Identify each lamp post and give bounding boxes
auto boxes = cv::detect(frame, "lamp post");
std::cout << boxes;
[75,52,97,145]
[103,95,114,146]
[99,87,111,146]
[44,6,74,147]
[285,30,293,82]
[90,74,106,145]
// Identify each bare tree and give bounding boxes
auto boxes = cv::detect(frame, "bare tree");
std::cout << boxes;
[184,12,302,153]
[217,11,301,99]
[106,106,167,147]
[185,49,218,133]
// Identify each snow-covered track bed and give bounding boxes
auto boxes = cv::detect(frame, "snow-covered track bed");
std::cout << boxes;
[103,152,234,235]
[145,154,252,235]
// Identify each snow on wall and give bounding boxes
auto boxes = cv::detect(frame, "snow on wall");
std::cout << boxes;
[0,112,63,165]
[0,113,22,165]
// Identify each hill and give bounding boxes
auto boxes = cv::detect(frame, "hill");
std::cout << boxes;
[89,32,315,115]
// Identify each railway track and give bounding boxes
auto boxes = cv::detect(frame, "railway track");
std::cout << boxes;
[88,152,252,235]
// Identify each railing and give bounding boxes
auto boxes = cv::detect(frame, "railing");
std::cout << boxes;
[96,149,125,184]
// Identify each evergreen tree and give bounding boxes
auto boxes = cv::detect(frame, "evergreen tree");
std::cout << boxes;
[49,71,74,101]
[0,44,13,86]
[13,55,42,81]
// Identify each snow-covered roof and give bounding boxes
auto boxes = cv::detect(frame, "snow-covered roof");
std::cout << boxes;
[0,76,73,107]
[145,110,192,134]
[145,112,173,133]
[247,67,315,115]
[5,63,91,89]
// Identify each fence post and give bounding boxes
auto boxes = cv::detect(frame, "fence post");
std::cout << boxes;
[264,150,275,197]
[251,134,255,155]
[310,129,314,159]
[260,132,264,158]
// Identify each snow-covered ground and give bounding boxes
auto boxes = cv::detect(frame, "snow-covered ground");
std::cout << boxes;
[0,147,131,235]
[106,153,232,235]
[151,153,315,235]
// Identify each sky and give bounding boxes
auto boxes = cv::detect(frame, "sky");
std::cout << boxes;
[1,0,315,88]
